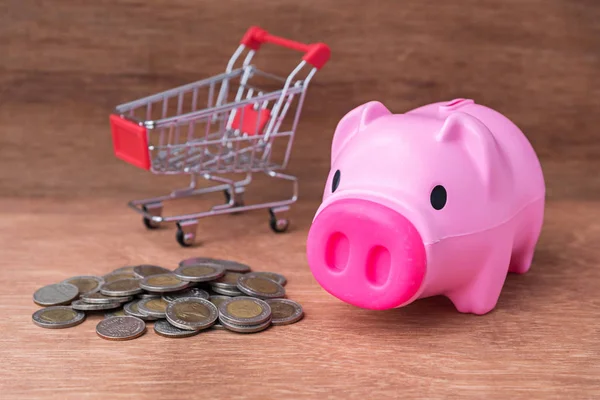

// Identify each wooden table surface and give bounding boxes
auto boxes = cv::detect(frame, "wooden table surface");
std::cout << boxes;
[1,1,599,399]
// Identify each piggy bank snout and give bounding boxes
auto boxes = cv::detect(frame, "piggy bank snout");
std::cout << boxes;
[307,198,427,310]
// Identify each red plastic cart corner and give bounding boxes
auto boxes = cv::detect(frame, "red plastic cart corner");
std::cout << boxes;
[109,114,151,170]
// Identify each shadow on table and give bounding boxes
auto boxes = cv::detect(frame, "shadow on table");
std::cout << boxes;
[324,241,561,336]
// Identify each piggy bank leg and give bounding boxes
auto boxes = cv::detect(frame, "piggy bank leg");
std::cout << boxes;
[508,199,545,274]
[446,246,512,315]
[508,240,537,274]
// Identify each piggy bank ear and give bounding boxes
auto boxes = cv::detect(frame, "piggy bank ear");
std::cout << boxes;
[331,101,391,162]
[436,112,501,189]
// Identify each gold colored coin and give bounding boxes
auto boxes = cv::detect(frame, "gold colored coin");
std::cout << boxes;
[104,279,139,291]
[173,264,226,283]
[129,302,140,313]
[105,309,126,318]
[182,265,215,275]
[218,297,272,326]
[146,275,181,286]
[32,306,86,329]
[144,298,168,313]
[175,302,210,322]
[63,276,104,295]
[139,273,189,293]
[209,295,230,309]
[237,275,285,299]
[100,279,142,296]
[104,272,137,283]
[266,299,304,326]
[219,272,243,285]
[227,299,263,319]
[40,308,78,323]
[247,271,287,286]
[270,301,296,319]
[81,292,132,304]
[138,297,169,318]
[123,300,157,321]
[133,265,171,278]
[111,266,136,274]
[250,278,278,294]
[166,298,218,331]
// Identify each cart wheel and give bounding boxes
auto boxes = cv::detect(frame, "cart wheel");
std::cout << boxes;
[176,220,197,247]
[269,209,290,233]
[176,228,193,247]
[143,217,159,229]
[142,205,160,229]
[223,189,245,207]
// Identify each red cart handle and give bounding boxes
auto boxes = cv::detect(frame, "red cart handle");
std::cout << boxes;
[241,26,330,70]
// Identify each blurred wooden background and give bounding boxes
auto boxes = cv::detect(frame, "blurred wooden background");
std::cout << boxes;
[0,1,599,399]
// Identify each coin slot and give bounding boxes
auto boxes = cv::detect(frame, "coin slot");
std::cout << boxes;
[365,245,391,287]
[439,98,474,112]
[324,232,349,272]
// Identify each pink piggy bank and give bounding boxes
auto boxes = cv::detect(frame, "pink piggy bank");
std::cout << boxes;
[306,98,545,315]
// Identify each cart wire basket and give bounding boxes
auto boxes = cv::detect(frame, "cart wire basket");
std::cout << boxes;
[109,26,330,246]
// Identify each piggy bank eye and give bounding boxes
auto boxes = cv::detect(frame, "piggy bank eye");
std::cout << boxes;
[332,170,341,192]
[430,185,447,210]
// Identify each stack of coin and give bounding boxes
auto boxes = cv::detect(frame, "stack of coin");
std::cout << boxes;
[31,257,304,340]
[218,297,272,333]
[210,272,245,296]
[207,295,230,330]
[178,257,251,273]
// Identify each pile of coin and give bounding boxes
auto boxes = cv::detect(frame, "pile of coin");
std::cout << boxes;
[32,257,303,340]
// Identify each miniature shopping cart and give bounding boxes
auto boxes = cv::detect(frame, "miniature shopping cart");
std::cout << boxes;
[109,26,330,247]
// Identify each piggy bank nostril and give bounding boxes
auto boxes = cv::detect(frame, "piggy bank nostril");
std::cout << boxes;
[365,245,391,287]
[324,232,349,272]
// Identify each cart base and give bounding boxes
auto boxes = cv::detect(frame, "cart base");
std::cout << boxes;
[128,170,297,247]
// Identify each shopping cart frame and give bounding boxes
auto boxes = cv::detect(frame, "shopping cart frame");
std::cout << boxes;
[109,26,330,246]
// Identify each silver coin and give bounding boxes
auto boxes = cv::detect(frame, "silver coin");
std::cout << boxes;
[266,299,304,325]
[246,271,287,286]
[210,272,245,290]
[123,300,157,321]
[218,296,272,326]
[96,316,146,341]
[133,265,171,279]
[154,320,201,338]
[81,292,133,304]
[211,286,244,296]
[139,274,190,293]
[33,283,79,306]
[237,274,286,299]
[137,293,162,299]
[174,264,225,282]
[71,299,122,311]
[105,309,127,318]
[100,279,143,296]
[162,288,210,303]
[165,298,218,331]
[62,276,105,295]
[32,306,86,329]
[220,316,272,334]
[179,257,251,273]
[137,297,169,318]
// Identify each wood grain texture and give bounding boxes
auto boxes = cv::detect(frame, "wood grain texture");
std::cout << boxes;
[1,0,599,399]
